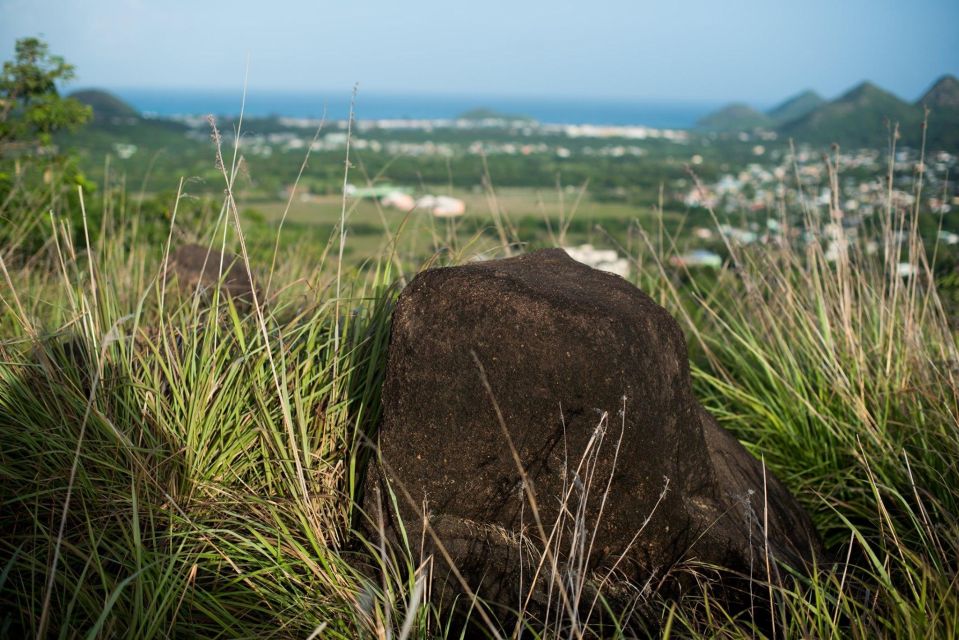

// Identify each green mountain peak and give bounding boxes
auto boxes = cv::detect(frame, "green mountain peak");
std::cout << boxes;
[918,74,959,109]
[696,103,772,132]
[766,90,825,125]
[68,89,140,123]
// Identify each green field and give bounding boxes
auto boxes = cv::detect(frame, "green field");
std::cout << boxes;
[222,186,710,278]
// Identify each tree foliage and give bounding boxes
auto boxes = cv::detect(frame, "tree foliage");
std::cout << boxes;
[1,37,93,255]
[0,37,91,151]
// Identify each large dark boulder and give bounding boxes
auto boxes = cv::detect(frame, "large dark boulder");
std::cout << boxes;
[364,249,820,624]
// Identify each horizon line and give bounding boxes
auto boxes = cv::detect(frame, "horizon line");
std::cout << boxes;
[68,73,955,111]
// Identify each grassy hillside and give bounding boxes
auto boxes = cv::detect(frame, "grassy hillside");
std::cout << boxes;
[918,75,959,152]
[695,103,772,132]
[765,89,824,125]
[1,128,957,638]
[693,79,958,151]
[918,74,959,109]
[780,82,923,148]
[69,89,141,123]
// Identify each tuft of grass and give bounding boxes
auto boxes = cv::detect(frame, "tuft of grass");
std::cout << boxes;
[0,184,401,637]
[643,138,959,638]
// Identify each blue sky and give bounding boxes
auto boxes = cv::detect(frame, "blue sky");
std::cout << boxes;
[1,0,957,103]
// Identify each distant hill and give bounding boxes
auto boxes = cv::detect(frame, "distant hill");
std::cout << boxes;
[59,89,188,161]
[766,90,824,125]
[918,75,959,151]
[69,89,140,123]
[918,74,959,109]
[695,103,771,132]
[779,82,923,148]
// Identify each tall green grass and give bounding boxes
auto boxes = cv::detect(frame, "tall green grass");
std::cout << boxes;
[642,145,959,638]
[0,194,403,637]
[1,134,957,638]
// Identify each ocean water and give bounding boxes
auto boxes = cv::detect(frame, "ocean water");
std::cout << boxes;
[113,88,720,128]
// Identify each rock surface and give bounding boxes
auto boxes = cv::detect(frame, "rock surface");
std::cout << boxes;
[169,244,258,308]
[365,249,820,620]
